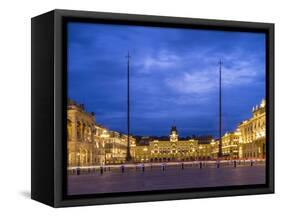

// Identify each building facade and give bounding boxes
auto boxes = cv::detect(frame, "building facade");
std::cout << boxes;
[67,98,266,167]
[105,131,136,164]
[211,99,266,160]
[134,126,214,163]
[67,100,100,167]
[237,99,266,159]
[221,131,240,159]
[67,99,135,167]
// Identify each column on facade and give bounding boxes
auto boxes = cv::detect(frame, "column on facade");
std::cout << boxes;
[69,116,75,166]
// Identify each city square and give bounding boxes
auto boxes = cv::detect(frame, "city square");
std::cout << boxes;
[68,161,266,195]
[66,22,266,195]
[67,97,266,195]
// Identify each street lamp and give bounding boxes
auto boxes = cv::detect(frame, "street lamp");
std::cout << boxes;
[218,60,223,159]
[126,52,132,162]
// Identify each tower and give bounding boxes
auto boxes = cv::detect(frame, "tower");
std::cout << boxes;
[170,125,179,142]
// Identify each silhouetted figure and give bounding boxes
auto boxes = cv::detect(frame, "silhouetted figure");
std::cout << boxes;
[199,162,202,169]
[142,164,145,172]
[217,160,220,168]
[77,167,80,176]
[121,164,125,173]
[161,163,165,171]
[234,160,237,168]
[181,162,184,170]
[250,160,253,166]
[100,166,103,175]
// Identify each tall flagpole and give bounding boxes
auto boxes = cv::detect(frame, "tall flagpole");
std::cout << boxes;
[126,52,132,162]
[218,60,223,159]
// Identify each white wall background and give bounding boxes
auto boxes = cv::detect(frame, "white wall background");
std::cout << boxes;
[0,0,279,215]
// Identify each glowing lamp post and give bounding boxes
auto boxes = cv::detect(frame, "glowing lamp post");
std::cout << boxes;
[126,52,132,162]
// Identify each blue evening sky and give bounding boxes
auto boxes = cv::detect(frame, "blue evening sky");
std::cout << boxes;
[67,22,265,138]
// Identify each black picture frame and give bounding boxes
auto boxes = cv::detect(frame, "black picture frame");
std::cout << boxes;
[31,9,274,207]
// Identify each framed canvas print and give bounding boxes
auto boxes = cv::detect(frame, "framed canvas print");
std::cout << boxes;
[31,9,274,207]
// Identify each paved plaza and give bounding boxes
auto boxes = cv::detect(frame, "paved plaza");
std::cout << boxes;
[67,162,266,195]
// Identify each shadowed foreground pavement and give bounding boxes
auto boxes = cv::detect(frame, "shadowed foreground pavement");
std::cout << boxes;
[68,164,266,195]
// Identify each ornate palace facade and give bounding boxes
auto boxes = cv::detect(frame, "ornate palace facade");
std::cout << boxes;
[67,100,104,167]
[67,99,266,167]
[210,99,266,160]
[134,127,215,162]
[237,99,266,159]
[67,99,135,167]
[134,99,266,163]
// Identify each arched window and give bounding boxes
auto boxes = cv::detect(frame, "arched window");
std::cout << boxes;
[77,121,82,140]
[84,124,92,142]
[81,123,85,141]
[67,119,72,140]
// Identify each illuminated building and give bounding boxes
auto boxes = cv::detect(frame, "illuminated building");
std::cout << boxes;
[211,99,266,160]
[67,98,266,167]
[210,139,219,159]
[195,136,213,160]
[67,100,102,167]
[67,99,135,167]
[221,131,239,159]
[134,126,214,163]
[237,99,266,159]
[93,124,107,164]
[210,132,239,160]
[105,131,136,164]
